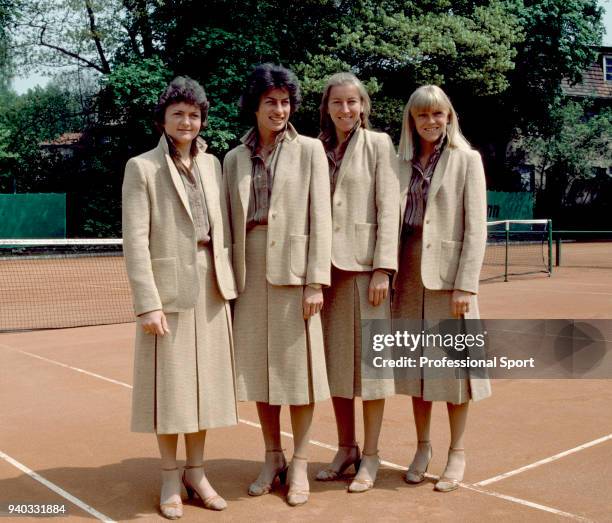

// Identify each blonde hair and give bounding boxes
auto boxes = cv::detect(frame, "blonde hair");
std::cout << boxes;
[398,85,471,161]
[319,72,371,146]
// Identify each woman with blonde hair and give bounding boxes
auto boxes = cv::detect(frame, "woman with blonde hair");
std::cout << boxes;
[122,76,238,518]
[316,72,399,493]
[224,63,332,507]
[393,85,491,492]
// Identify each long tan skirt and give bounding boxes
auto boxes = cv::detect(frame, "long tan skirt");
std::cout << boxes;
[233,226,330,405]
[322,267,395,400]
[392,232,491,403]
[131,247,238,434]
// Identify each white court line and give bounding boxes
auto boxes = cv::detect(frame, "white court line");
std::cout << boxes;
[462,484,592,522]
[1,345,591,520]
[0,451,116,523]
[474,433,612,486]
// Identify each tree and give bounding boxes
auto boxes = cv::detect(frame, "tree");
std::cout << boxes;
[520,100,612,227]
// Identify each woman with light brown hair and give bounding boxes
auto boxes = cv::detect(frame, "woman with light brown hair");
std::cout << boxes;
[122,76,238,518]
[393,84,491,492]
[316,72,399,493]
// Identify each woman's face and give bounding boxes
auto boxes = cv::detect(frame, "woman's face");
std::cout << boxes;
[255,87,291,136]
[327,83,363,136]
[163,102,202,146]
[411,105,450,145]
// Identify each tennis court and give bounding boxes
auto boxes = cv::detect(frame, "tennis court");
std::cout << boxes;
[1,242,611,521]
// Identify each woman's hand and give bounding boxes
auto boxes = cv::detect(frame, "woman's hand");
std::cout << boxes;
[139,309,170,336]
[303,286,324,320]
[369,270,390,307]
[451,290,473,318]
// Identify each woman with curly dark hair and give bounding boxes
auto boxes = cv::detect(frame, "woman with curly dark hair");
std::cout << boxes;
[123,76,238,519]
[223,63,332,507]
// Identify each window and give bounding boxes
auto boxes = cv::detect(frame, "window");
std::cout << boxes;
[604,55,612,82]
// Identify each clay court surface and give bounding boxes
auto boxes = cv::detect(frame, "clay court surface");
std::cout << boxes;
[1,246,611,521]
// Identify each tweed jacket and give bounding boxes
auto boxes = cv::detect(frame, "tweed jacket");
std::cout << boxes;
[122,135,237,316]
[399,146,487,295]
[223,127,332,291]
[329,128,399,272]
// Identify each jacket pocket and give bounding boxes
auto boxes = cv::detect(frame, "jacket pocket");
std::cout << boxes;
[354,222,377,266]
[439,240,462,283]
[290,235,308,277]
[151,257,178,304]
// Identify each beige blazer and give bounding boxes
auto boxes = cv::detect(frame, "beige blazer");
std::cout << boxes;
[122,135,237,316]
[223,128,332,291]
[330,128,399,272]
[399,147,487,295]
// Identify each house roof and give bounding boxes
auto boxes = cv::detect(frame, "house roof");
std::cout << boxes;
[562,47,612,99]
[40,132,83,147]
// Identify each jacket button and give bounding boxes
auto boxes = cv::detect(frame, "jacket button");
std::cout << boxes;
[270,241,276,246]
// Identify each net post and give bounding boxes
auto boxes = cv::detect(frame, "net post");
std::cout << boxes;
[547,219,553,276]
[504,220,509,282]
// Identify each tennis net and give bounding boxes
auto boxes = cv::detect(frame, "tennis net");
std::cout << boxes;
[482,219,552,282]
[0,239,133,332]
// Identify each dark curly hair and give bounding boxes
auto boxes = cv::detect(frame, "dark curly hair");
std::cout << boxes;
[154,76,210,171]
[239,63,301,123]
[154,76,210,132]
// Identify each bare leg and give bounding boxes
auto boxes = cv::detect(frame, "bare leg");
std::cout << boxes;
[316,397,360,480]
[183,431,224,507]
[287,403,314,505]
[248,402,286,495]
[405,397,433,483]
[349,399,385,492]
[440,401,469,482]
[157,434,182,518]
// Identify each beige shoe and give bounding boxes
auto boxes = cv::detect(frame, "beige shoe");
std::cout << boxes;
[348,451,380,493]
[404,441,432,484]
[316,444,361,481]
[159,467,183,520]
[434,448,465,492]
[286,455,309,506]
[182,464,227,511]
[248,449,288,496]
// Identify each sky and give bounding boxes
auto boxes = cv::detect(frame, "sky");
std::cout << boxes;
[10,0,612,94]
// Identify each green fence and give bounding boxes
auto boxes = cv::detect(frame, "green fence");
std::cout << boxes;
[0,193,66,238]
[487,191,533,220]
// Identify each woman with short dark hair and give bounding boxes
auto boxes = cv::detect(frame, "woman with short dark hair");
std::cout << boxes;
[224,63,332,507]
[123,76,238,519]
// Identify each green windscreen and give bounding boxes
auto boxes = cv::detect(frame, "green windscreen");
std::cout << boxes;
[0,193,66,238]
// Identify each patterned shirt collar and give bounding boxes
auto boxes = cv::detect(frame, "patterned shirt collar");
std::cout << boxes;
[241,122,298,156]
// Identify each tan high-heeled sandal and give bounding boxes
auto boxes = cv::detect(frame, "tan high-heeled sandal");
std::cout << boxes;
[315,444,361,481]
[405,441,432,484]
[248,449,288,496]
[286,455,309,507]
[434,448,465,492]
[182,463,227,511]
[159,467,183,520]
[348,450,380,493]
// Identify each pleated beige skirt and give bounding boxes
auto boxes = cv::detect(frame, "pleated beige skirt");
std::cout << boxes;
[233,226,330,405]
[322,267,395,400]
[131,247,238,434]
[392,232,491,403]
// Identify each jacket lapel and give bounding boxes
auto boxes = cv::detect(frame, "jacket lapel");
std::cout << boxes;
[333,127,362,191]
[159,135,193,222]
[236,146,253,220]
[194,153,218,230]
[426,147,452,204]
